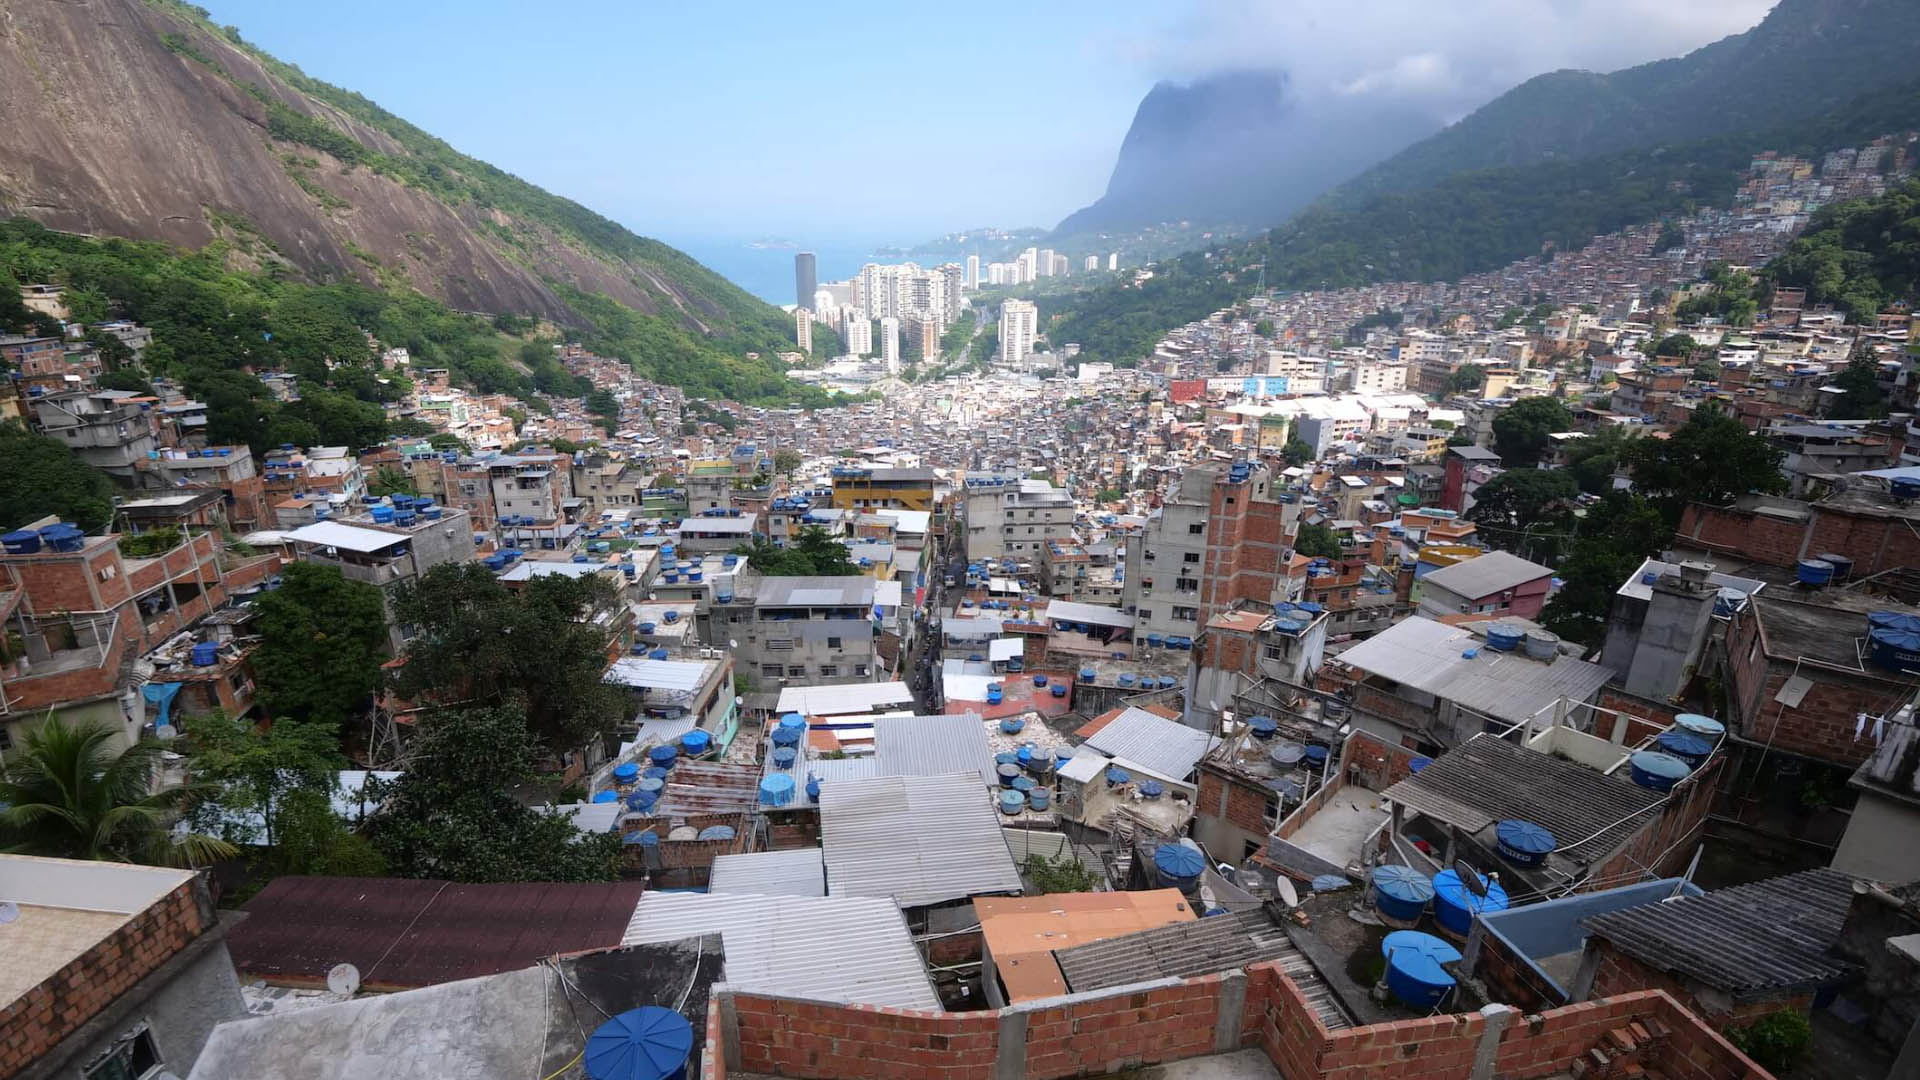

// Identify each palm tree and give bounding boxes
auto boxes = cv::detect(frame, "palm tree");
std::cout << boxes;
[0,715,235,867]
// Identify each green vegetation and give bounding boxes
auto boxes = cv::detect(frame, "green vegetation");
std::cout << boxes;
[1443,365,1488,396]
[1624,403,1787,524]
[117,528,182,558]
[1492,397,1573,466]
[772,448,803,476]
[1293,522,1343,560]
[363,706,622,882]
[1044,249,1245,365]
[1562,426,1637,496]
[368,465,417,497]
[1676,263,1762,326]
[251,564,390,726]
[1541,493,1672,648]
[181,711,342,850]
[1723,1010,1812,1074]
[1767,176,1920,322]
[1465,469,1580,564]
[1826,357,1889,419]
[389,563,628,754]
[0,421,118,532]
[0,716,236,867]
[1648,334,1697,359]
[1280,438,1316,467]
[735,527,861,577]
[1022,851,1101,893]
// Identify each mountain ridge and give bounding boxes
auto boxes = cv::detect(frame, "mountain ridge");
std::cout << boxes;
[0,0,794,359]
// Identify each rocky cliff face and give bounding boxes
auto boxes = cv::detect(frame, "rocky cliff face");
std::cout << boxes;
[1052,70,1436,239]
[0,0,772,335]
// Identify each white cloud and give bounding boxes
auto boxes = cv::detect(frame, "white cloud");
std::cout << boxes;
[1106,0,1775,117]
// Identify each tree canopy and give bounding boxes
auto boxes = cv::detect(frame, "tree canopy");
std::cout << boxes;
[1464,469,1579,564]
[1280,438,1316,467]
[365,706,621,882]
[0,421,117,532]
[736,527,861,577]
[251,563,389,726]
[389,563,628,753]
[1292,522,1343,560]
[1625,403,1786,523]
[182,711,342,849]
[1492,397,1574,466]
[1542,493,1674,647]
[1767,177,1920,322]
[1826,357,1889,419]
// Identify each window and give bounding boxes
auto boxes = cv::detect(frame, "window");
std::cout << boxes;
[1175,577,1198,593]
[761,664,784,678]
[83,1027,162,1080]
[1183,552,1200,564]
[787,665,807,678]
[818,665,839,677]
[826,636,843,649]
[1262,796,1280,827]
[1187,522,1205,535]
[0,725,10,752]
[854,664,870,677]
[1173,606,1197,621]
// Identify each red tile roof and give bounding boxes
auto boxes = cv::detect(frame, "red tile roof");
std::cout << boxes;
[228,875,645,990]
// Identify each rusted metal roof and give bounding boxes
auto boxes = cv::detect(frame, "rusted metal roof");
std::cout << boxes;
[650,760,763,818]
[229,876,646,990]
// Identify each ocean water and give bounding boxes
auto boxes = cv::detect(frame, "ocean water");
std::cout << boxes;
[658,235,894,306]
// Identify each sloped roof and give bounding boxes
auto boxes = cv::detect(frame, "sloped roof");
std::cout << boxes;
[818,772,1021,908]
[1419,550,1553,599]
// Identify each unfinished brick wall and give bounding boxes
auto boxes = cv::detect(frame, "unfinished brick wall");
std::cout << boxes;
[1586,940,1811,1031]
[1676,504,1805,568]
[729,995,1000,1080]
[1589,755,1723,889]
[0,878,212,1077]
[1198,766,1273,837]
[1474,929,1567,1013]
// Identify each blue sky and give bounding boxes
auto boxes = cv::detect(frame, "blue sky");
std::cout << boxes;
[198,1,1772,245]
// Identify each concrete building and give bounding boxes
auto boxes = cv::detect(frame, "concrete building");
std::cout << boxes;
[0,856,244,1080]
[144,447,271,532]
[284,508,477,651]
[964,254,979,290]
[999,300,1037,366]
[794,307,813,354]
[1412,549,1556,620]
[828,466,936,512]
[713,573,879,689]
[962,476,1074,562]
[28,390,157,482]
[844,313,872,357]
[879,315,899,373]
[794,251,816,311]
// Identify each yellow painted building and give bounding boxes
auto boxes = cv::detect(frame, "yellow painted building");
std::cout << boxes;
[829,466,937,512]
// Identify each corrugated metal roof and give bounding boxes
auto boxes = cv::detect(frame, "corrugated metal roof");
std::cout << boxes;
[818,772,1023,908]
[708,848,826,897]
[622,892,940,1010]
[1582,869,1855,994]
[1054,912,1341,1027]
[1382,735,1665,865]
[1336,617,1614,724]
[757,576,874,608]
[775,681,915,717]
[1083,708,1219,780]
[603,657,712,691]
[1046,599,1135,628]
[230,876,645,990]
[650,760,763,818]
[285,520,409,553]
[1419,550,1553,599]
[873,713,995,787]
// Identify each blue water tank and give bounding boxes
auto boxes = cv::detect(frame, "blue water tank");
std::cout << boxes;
[771,746,797,769]
[1302,745,1329,769]
[1432,868,1509,935]
[1153,842,1206,887]
[1016,745,1034,767]
[1655,730,1713,768]
[636,776,665,794]
[1032,674,1048,687]
[1000,716,1025,735]
[778,713,806,731]
[1011,776,1035,793]
[585,1005,694,1080]
[998,789,1027,814]
[759,773,795,807]
[190,642,220,667]
[1028,788,1051,811]
[1139,780,1164,799]
[2,530,43,554]
[1797,558,1835,586]
[1248,716,1279,739]
[697,825,736,841]
[1371,865,1435,922]
[612,762,640,784]
[592,790,619,803]
[1050,683,1068,698]
[1381,931,1460,1010]
[370,505,395,523]
[1105,766,1131,787]
[1495,820,1556,868]
[995,751,1019,767]
[997,763,1022,787]
[1629,750,1691,791]
[626,789,657,812]
[1485,622,1525,651]
[1673,713,1725,741]
[1079,667,1097,683]
[1117,673,1137,688]
[647,744,679,769]
[1869,612,1920,673]
[1409,756,1433,774]
[986,685,1004,705]
[805,775,821,802]
[681,730,712,756]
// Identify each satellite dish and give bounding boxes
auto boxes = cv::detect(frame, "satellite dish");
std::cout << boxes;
[0,901,17,924]
[326,963,361,997]
[1453,860,1488,897]
[1276,877,1299,908]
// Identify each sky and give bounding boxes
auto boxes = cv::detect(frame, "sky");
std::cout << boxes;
[200,0,1775,246]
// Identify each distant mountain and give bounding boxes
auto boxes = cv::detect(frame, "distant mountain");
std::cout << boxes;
[1051,71,1437,239]
[1338,0,1920,202]
[0,0,796,371]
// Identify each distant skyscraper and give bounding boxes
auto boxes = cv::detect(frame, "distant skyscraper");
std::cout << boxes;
[1084,254,1099,272]
[1037,249,1056,277]
[1018,248,1038,281]
[880,316,900,373]
[813,289,836,326]
[795,252,817,311]
[845,313,872,357]
[794,308,813,354]
[965,255,980,290]
[987,263,1008,287]
[999,300,1037,366]
[1107,252,1119,271]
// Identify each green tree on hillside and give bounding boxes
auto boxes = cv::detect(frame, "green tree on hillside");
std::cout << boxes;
[389,564,627,754]
[1542,493,1673,647]
[1827,358,1889,419]
[1281,439,1316,467]
[0,421,117,532]
[1626,403,1786,523]
[1465,469,1579,563]
[182,711,342,849]
[365,706,621,882]
[1293,523,1343,560]
[251,563,389,725]
[1492,397,1574,466]
[736,527,861,577]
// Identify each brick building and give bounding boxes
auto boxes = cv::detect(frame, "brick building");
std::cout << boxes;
[0,856,243,1080]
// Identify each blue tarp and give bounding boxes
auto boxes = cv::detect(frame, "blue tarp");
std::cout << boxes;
[143,682,183,730]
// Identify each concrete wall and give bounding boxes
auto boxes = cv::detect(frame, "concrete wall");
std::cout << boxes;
[1831,792,1920,884]
[55,942,245,1080]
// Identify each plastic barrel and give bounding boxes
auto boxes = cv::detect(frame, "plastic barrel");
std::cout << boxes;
[1432,868,1508,935]
[1372,865,1435,922]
